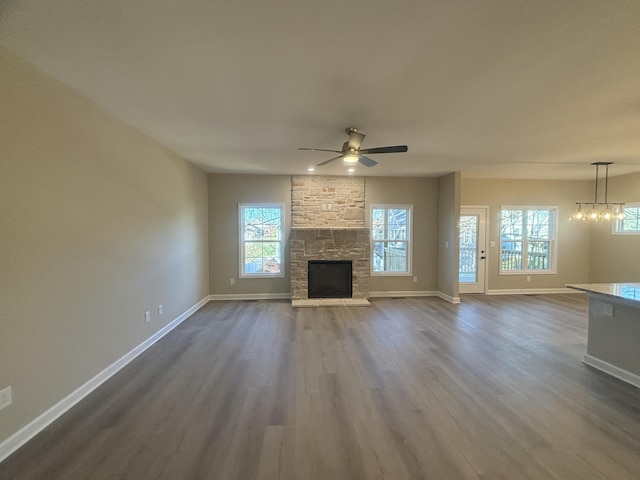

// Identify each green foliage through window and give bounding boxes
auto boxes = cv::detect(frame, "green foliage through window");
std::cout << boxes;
[240,204,283,276]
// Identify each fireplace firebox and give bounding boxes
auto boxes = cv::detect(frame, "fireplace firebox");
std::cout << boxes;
[308,260,353,299]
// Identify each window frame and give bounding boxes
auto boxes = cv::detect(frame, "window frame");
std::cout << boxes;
[238,203,285,278]
[613,203,640,235]
[370,204,413,276]
[499,206,558,275]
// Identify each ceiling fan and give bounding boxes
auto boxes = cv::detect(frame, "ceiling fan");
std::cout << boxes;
[298,127,408,168]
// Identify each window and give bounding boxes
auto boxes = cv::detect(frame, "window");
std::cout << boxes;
[614,203,640,234]
[371,205,412,275]
[500,207,557,274]
[239,204,284,277]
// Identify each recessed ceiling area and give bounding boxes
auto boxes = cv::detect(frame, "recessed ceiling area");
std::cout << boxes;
[1,0,640,180]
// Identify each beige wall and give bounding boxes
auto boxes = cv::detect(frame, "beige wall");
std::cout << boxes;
[209,175,441,296]
[461,177,591,290]
[208,171,637,298]
[208,174,292,296]
[588,172,640,282]
[437,173,461,299]
[365,177,439,293]
[0,48,209,447]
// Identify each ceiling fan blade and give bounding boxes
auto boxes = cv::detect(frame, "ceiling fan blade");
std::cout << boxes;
[298,147,342,153]
[358,155,377,167]
[316,155,343,167]
[359,145,408,155]
[348,132,366,150]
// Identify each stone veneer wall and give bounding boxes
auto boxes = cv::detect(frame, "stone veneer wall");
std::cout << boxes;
[291,175,365,227]
[290,176,370,299]
[290,228,370,299]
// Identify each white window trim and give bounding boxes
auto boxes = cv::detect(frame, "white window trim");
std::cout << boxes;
[499,205,558,275]
[238,203,285,278]
[612,202,640,235]
[370,204,413,276]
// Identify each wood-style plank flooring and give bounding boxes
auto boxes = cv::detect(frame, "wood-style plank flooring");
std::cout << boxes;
[2,295,640,479]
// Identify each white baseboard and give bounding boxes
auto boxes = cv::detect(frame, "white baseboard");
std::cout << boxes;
[486,287,582,296]
[0,296,210,464]
[583,354,640,389]
[369,290,438,298]
[437,292,461,304]
[208,293,291,301]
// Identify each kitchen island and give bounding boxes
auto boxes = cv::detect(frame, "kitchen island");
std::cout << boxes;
[567,283,640,388]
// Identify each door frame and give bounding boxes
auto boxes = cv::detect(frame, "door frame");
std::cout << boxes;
[459,205,489,294]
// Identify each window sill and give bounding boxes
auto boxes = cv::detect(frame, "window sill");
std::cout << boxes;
[499,271,557,276]
[239,273,285,279]
[371,272,413,277]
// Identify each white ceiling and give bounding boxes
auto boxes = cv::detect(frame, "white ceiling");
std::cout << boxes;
[2,0,640,180]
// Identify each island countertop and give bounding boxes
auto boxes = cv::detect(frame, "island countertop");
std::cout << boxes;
[566,283,640,304]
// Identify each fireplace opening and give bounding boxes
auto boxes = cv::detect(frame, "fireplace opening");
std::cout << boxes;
[308,260,353,298]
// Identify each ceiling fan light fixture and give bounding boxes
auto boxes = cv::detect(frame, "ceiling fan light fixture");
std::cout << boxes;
[343,153,359,164]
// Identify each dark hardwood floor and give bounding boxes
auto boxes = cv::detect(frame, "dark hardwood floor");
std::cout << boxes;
[2,294,640,479]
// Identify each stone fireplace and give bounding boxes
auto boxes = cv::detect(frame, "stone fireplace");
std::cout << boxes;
[290,176,370,303]
[290,228,370,300]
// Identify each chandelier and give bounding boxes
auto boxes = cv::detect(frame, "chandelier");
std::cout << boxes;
[571,162,625,221]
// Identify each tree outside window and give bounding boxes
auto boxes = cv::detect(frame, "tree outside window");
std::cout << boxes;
[239,204,284,277]
[614,204,640,234]
[500,207,557,274]
[371,205,412,275]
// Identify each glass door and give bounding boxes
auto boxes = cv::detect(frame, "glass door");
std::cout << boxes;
[459,207,487,294]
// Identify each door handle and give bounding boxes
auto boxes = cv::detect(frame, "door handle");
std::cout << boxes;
[480,256,486,260]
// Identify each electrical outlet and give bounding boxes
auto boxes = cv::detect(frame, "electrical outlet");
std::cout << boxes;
[158,305,163,315]
[230,278,235,286]
[145,311,151,323]
[526,276,531,282]
[413,276,418,283]
[0,386,12,411]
